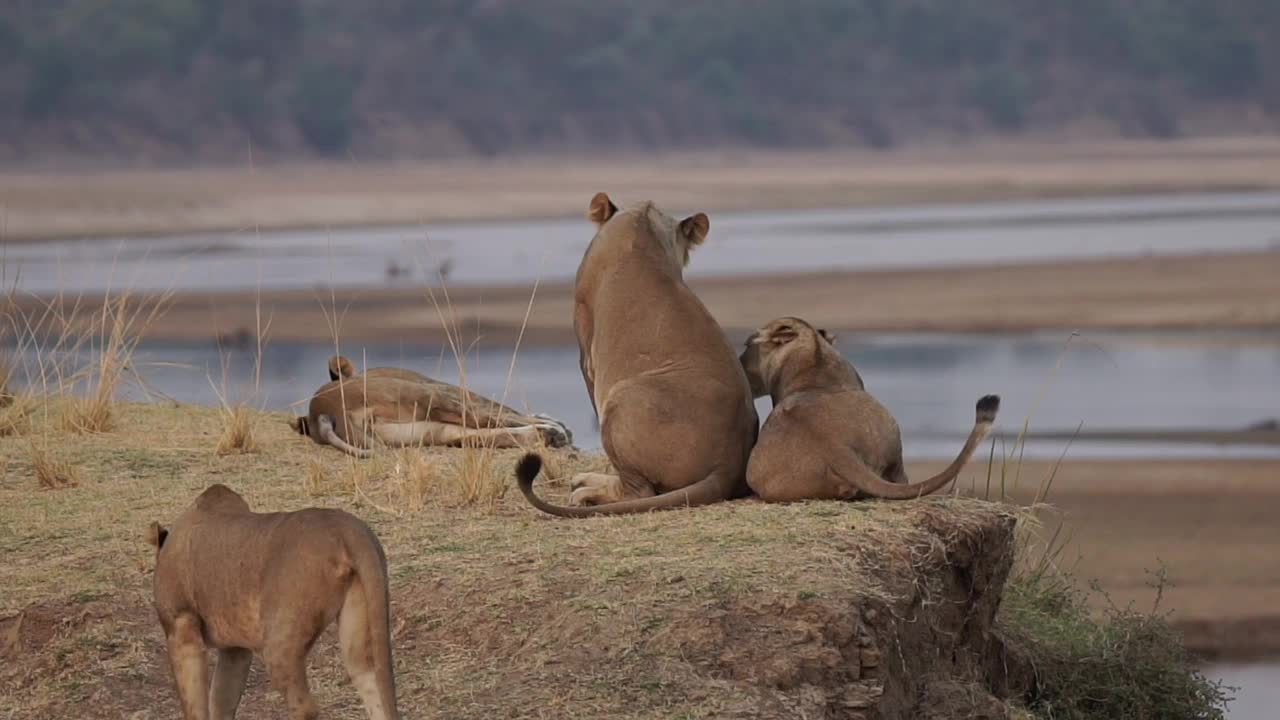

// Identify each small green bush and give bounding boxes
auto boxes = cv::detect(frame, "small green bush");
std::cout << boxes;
[289,63,357,155]
[999,569,1231,720]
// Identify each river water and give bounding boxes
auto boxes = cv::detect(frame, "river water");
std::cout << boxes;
[3,191,1279,716]
[80,330,1279,461]
[3,191,1280,293]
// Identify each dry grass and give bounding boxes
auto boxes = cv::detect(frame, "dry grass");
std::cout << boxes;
[39,292,173,434]
[0,401,1236,719]
[210,291,270,456]
[215,404,259,455]
[28,440,80,490]
[451,442,506,508]
[0,392,36,437]
[0,401,1014,719]
[308,246,547,514]
[387,448,438,511]
[0,353,14,406]
[302,456,336,497]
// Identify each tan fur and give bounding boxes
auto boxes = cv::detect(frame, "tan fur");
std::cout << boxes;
[293,374,572,457]
[327,356,432,385]
[516,193,757,516]
[148,484,400,720]
[740,317,1000,501]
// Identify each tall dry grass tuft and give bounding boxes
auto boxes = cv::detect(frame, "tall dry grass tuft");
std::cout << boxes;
[388,448,437,511]
[61,291,172,434]
[215,405,258,455]
[409,245,544,511]
[210,288,271,455]
[310,238,551,513]
[304,457,337,497]
[29,441,81,489]
[0,352,13,407]
[0,393,36,437]
[452,442,507,508]
[0,352,36,436]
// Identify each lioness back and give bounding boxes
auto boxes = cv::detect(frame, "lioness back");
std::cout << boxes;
[156,507,381,649]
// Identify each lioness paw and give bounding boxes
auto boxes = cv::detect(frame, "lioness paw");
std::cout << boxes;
[569,486,608,506]
[535,422,571,448]
[533,414,573,446]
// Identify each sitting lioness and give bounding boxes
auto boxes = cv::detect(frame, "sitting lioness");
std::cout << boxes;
[516,193,758,516]
[740,317,999,501]
[148,484,400,719]
[293,375,571,457]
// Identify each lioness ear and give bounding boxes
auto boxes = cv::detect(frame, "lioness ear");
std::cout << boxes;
[818,328,837,346]
[587,192,618,226]
[679,212,710,247]
[769,325,799,345]
[147,522,169,549]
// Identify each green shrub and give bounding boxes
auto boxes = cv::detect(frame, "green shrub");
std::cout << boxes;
[999,568,1230,720]
[971,66,1029,130]
[288,63,357,154]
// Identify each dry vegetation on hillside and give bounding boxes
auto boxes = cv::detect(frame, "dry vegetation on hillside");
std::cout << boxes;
[0,400,1229,719]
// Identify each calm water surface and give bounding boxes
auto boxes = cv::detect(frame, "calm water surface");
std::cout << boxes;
[12,330,1270,460]
[4,191,1280,293]
[1207,663,1280,720]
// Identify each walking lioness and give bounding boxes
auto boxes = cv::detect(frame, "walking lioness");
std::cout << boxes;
[148,484,400,719]
[516,193,757,516]
[740,317,999,501]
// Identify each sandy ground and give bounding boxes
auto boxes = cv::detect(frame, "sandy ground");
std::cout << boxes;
[14,248,1278,345]
[917,457,1280,660]
[4,136,1280,242]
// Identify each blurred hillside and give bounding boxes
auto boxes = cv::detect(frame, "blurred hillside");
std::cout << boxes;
[2,0,1279,165]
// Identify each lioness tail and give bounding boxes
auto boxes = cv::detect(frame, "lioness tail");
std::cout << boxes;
[318,414,373,459]
[515,453,736,517]
[828,394,1000,500]
[343,522,401,719]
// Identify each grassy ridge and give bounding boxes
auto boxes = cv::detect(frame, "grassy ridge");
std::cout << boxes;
[0,399,1230,719]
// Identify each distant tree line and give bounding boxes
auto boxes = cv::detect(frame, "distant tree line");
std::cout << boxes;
[1,0,1277,161]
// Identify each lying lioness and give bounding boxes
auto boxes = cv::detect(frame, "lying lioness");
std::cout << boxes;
[324,354,573,445]
[148,484,400,719]
[740,317,999,501]
[293,375,572,457]
[516,193,758,516]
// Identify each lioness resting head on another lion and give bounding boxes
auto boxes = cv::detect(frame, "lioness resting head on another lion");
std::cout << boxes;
[516,192,758,516]
[740,317,999,501]
[148,484,400,719]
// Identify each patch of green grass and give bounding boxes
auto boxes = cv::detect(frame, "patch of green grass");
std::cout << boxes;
[999,568,1231,720]
[71,588,107,604]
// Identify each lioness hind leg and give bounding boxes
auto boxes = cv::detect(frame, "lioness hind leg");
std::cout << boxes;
[263,644,320,720]
[568,472,655,506]
[209,647,252,720]
[165,614,211,720]
[338,580,394,720]
[432,422,550,449]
